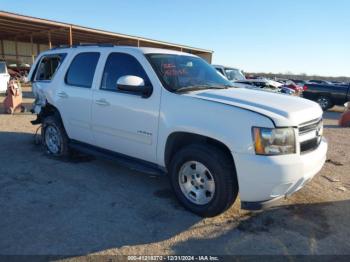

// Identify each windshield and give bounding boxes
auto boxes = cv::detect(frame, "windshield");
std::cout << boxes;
[0,62,7,74]
[224,68,246,81]
[146,54,233,92]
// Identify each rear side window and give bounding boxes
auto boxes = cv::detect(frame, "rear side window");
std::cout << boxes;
[66,52,100,88]
[101,53,150,91]
[35,54,66,81]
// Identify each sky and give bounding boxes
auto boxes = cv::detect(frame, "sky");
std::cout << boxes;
[1,0,349,77]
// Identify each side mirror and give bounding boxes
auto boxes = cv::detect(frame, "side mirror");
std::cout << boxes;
[345,102,349,109]
[116,75,152,98]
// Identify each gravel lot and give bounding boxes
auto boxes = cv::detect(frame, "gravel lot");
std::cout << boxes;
[0,93,349,256]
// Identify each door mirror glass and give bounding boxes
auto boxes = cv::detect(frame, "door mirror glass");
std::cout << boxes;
[116,75,151,97]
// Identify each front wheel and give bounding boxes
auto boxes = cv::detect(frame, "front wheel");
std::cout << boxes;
[169,144,238,217]
[316,96,332,111]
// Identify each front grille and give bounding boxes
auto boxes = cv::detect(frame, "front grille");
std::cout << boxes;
[299,118,323,153]
[300,138,320,153]
[299,118,322,135]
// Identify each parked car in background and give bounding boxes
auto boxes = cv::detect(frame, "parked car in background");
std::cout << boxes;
[307,80,333,85]
[213,65,246,82]
[274,78,289,85]
[235,78,279,89]
[292,80,307,87]
[303,82,350,110]
[0,60,10,93]
[28,45,327,217]
[213,65,295,95]
[7,63,30,83]
[330,81,348,86]
[282,80,305,94]
[236,78,296,95]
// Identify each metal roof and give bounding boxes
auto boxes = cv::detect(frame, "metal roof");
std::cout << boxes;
[0,10,213,56]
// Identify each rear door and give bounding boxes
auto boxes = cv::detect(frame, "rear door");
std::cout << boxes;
[53,52,100,144]
[91,51,161,163]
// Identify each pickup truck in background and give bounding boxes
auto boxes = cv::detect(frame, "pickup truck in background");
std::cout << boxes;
[303,82,350,110]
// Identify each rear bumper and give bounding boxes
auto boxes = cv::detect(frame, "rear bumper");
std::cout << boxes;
[233,137,328,210]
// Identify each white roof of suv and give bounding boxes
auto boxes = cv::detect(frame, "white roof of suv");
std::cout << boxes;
[41,45,197,57]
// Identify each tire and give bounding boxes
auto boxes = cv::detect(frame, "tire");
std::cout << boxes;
[316,96,333,111]
[42,115,70,157]
[169,143,238,217]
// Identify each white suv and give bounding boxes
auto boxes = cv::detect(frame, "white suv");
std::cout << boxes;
[28,45,327,217]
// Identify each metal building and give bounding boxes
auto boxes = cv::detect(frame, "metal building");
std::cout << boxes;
[0,11,213,67]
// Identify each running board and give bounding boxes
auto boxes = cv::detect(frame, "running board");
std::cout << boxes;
[69,140,166,176]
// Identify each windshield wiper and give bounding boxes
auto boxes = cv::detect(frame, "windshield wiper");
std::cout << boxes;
[175,85,229,93]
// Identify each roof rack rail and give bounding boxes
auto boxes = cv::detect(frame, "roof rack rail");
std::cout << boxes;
[50,45,70,50]
[50,43,115,50]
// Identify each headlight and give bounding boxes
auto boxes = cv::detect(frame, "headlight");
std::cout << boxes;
[252,127,296,155]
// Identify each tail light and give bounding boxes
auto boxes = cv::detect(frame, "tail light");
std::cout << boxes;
[303,85,308,91]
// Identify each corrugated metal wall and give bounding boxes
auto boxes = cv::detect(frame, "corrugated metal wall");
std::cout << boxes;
[0,40,49,65]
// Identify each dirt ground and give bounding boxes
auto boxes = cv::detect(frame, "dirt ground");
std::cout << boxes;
[0,92,349,256]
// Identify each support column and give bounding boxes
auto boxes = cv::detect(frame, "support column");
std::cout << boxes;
[137,39,140,47]
[48,31,52,49]
[0,39,4,60]
[69,26,73,46]
[30,35,35,63]
[15,38,19,68]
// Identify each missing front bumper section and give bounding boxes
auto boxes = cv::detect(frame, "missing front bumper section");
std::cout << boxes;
[241,196,284,210]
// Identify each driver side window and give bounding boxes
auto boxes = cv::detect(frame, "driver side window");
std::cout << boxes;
[101,53,151,91]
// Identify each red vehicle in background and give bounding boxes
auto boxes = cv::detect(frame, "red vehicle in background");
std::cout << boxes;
[283,80,305,93]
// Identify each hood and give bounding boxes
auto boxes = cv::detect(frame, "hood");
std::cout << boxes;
[186,88,323,127]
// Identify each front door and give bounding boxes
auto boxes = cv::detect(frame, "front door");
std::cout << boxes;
[91,52,160,163]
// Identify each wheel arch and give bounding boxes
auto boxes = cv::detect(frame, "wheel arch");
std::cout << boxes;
[40,103,61,119]
[40,103,69,137]
[164,131,236,171]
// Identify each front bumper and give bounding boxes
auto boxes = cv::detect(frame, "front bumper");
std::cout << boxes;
[233,137,328,210]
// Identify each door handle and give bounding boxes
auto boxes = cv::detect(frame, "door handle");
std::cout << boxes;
[95,98,110,106]
[57,91,68,99]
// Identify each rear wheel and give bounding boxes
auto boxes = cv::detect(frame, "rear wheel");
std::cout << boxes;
[42,115,69,157]
[317,96,332,111]
[169,144,238,217]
